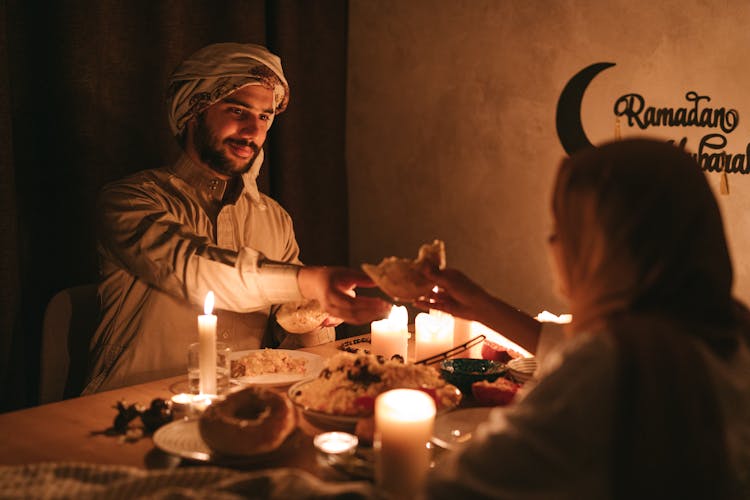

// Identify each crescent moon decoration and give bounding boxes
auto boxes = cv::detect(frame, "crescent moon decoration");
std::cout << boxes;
[556,62,616,155]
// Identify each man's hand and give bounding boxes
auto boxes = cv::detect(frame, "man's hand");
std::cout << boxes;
[320,315,344,328]
[297,266,391,325]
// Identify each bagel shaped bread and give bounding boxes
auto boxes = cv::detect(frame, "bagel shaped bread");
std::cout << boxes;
[198,387,296,456]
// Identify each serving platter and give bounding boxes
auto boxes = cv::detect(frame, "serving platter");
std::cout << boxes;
[231,349,325,388]
[288,378,462,431]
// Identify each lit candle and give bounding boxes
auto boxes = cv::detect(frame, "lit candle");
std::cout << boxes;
[371,305,408,359]
[429,286,442,317]
[190,394,218,414]
[170,393,194,420]
[375,389,436,499]
[535,310,573,324]
[314,432,358,456]
[198,291,217,396]
[415,312,454,361]
[453,316,472,344]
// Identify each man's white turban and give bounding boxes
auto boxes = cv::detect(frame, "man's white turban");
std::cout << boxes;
[166,43,289,137]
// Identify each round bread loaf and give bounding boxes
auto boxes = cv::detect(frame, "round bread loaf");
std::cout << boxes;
[198,387,296,456]
[362,239,446,302]
[276,299,328,333]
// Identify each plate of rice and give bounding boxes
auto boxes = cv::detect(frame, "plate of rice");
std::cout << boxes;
[287,352,461,429]
[231,349,324,387]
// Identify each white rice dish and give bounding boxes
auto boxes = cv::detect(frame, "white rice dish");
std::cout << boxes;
[233,349,307,377]
[290,352,460,417]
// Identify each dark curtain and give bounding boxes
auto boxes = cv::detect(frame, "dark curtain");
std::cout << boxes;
[0,0,349,412]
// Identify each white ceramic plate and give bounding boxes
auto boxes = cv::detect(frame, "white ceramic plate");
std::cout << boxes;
[152,419,214,462]
[431,407,494,450]
[152,419,293,464]
[231,349,325,388]
[507,356,538,383]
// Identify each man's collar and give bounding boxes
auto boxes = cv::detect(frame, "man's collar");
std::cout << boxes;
[171,154,240,203]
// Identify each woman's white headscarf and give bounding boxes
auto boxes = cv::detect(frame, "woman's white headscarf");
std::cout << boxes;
[166,43,289,137]
[551,138,733,331]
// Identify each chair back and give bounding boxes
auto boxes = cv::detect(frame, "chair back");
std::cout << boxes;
[40,284,100,404]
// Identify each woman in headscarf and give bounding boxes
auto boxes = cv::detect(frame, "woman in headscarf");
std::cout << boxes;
[421,138,750,499]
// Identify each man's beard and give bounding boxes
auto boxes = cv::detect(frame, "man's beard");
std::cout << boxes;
[193,114,261,177]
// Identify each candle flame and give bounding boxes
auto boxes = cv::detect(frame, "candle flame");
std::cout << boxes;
[204,291,215,315]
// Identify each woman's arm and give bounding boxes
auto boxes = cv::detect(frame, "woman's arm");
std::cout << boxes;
[415,266,542,353]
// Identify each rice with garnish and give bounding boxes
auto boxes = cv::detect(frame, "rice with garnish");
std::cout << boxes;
[290,352,460,416]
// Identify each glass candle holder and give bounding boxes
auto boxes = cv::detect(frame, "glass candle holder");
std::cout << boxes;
[314,432,359,456]
[170,393,194,420]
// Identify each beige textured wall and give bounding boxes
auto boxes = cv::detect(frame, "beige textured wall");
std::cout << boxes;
[346,0,750,316]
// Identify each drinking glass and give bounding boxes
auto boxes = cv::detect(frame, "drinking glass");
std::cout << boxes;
[187,341,231,395]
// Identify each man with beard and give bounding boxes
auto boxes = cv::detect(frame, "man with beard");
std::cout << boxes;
[83,43,389,394]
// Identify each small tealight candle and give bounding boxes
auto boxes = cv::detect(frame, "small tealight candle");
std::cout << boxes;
[415,312,454,361]
[314,432,359,456]
[190,394,218,414]
[370,305,409,359]
[375,389,436,499]
[170,393,194,420]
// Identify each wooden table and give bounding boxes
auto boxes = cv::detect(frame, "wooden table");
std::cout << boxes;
[0,339,354,479]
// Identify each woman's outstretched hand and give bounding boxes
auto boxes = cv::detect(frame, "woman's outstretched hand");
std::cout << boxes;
[415,264,542,354]
[414,265,496,323]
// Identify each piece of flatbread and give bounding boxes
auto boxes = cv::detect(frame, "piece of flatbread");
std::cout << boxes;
[276,299,328,333]
[361,239,446,302]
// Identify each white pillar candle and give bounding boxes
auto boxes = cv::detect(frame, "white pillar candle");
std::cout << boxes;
[198,291,217,396]
[452,317,477,356]
[375,389,436,499]
[370,305,408,359]
[452,316,471,344]
[415,312,454,361]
